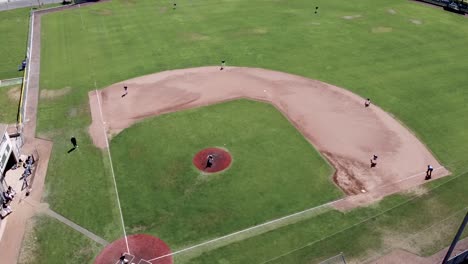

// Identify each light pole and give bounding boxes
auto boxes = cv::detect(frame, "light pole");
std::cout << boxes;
[442,210,468,264]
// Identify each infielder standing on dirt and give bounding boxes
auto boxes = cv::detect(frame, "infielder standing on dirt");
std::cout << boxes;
[365,98,371,107]
[370,154,378,167]
[425,165,434,180]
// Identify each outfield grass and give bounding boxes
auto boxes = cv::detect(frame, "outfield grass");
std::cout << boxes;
[0,84,20,123]
[33,0,468,262]
[111,100,339,248]
[0,7,30,80]
[187,172,468,263]
[18,215,103,264]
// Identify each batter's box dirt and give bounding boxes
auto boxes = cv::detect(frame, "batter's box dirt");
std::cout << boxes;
[94,234,172,264]
[114,253,134,264]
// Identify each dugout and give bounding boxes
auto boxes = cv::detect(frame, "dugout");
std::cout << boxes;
[0,124,19,198]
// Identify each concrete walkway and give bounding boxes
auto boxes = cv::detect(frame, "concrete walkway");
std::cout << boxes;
[0,138,53,262]
[44,208,109,246]
[0,0,63,11]
[20,199,109,247]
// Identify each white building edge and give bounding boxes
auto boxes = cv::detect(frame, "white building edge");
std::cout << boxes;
[0,124,20,198]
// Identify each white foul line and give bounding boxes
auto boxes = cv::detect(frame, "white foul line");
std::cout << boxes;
[366,166,445,192]
[147,166,447,262]
[23,11,34,123]
[147,198,342,262]
[95,89,130,254]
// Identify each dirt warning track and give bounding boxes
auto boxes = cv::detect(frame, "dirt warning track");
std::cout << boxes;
[88,66,449,208]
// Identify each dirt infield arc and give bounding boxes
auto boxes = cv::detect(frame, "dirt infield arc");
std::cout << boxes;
[88,66,450,208]
[94,234,172,264]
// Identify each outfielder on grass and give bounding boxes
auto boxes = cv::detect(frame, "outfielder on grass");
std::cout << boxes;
[70,136,78,148]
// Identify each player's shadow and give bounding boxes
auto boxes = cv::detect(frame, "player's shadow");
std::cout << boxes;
[67,147,76,154]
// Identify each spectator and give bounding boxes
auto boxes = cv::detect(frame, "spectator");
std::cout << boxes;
[1,201,12,218]
[6,186,16,200]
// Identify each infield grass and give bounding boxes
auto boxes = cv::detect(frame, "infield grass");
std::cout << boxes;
[33,0,468,262]
[111,99,339,247]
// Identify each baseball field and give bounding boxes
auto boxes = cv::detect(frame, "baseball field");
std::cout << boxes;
[10,0,468,263]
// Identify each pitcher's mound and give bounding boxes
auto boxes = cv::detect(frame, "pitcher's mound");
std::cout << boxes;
[193,147,232,173]
[94,234,172,264]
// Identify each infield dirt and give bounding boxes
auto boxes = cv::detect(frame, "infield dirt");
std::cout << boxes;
[88,66,450,209]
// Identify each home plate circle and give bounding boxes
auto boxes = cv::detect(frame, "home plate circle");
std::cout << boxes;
[94,234,172,264]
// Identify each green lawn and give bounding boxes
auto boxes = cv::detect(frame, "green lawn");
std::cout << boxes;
[32,0,468,262]
[187,172,468,263]
[0,84,20,123]
[111,100,339,248]
[0,7,29,80]
[18,215,103,264]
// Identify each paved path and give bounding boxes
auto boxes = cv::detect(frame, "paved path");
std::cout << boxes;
[0,138,53,262]
[20,199,109,246]
[0,0,63,11]
[44,208,109,246]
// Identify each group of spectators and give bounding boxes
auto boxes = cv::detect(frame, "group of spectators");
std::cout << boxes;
[0,155,35,219]
[1,186,16,219]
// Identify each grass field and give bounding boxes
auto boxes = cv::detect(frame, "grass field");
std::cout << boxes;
[0,7,29,80]
[26,0,468,262]
[18,216,101,264]
[0,84,20,123]
[111,99,339,247]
